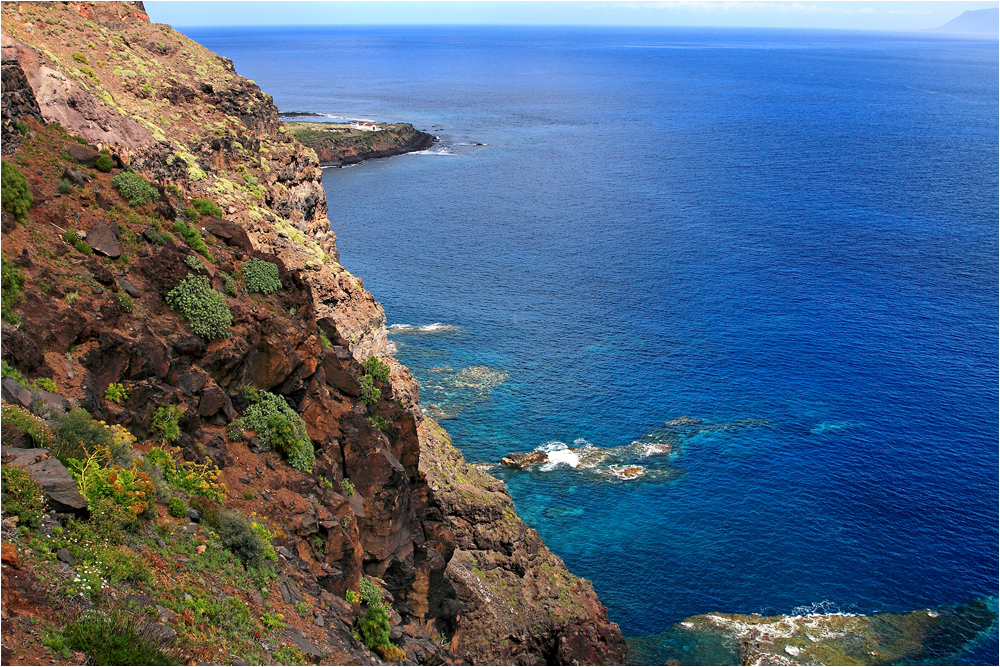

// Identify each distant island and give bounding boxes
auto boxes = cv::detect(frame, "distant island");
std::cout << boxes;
[934,8,999,35]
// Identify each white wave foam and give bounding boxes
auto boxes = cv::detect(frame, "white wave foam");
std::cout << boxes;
[412,146,456,156]
[388,322,462,333]
[606,464,646,481]
[534,441,582,470]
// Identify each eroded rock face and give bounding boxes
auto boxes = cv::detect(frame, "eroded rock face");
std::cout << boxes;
[1,448,88,513]
[416,421,628,665]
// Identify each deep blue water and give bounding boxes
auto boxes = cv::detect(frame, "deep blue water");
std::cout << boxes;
[184,26,998,663]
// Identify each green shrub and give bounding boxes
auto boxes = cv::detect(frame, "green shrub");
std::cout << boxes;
[225,418,245,442]
[339,477,355,497]
[150,405,182,443]
[240,389,313,471]
[34,377,57,392]
[358,375,380,405]
[218,270,237,297]
[217,510,267,569]
[95,155,114,172]
[145,447,227,501]
[58,178,73,194]
[111,171,159,207]
[65,608,176,665]
[345,589,360,604]
[72,51,88,64]
[1,252,25,323]
[104,383,129,403]
[167,497,186,518]
[367,414,389,431]
[14,121,28,136]
[183,206,200,221]
[362,356,391,382]
[166,275,231,339]
[355,598,391,651]
[241,258,281,294]
[1,464,45,528]
[171,220,213,262]
[64,229,93,255]
[114,289,133,313]
[190,198,222,218]
[67,451,155,524]
[52,408,113,464]
[260,611,286,629]
[2,161,32,222]
[1,404,56,449]
[184,254,205,272]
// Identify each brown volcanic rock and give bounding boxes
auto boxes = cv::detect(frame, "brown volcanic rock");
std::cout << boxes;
[416,420,628,665]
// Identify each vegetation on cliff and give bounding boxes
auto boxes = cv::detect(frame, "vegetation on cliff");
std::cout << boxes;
[0,2,626,665]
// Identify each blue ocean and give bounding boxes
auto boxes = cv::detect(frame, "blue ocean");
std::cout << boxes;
[184,26,998,664]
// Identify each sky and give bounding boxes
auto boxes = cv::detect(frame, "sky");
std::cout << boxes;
[144,1,999,31]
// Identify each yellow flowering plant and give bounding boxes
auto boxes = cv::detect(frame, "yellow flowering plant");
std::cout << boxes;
[145,447,228,502]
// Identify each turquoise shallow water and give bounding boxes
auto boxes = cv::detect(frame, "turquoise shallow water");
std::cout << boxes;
[183,26,999,664]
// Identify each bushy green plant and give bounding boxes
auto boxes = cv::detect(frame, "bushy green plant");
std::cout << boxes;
[260,611,286,629]
[72,51,88,64]
[166,275,231,339]
[345,589,360,604]
[190,198,222,218]
[58,178,73,194]
[52,408,113,464]
[171,220,213,261]
[104,383,129,403]
[1,464,45,528]
[167,497,186,518]
[1,404,55,449]
[362,356,391,382]
[145,447,227,501]
[1,161,32,222]
[183,206,200,221]
[355,599,392,651]
[114,289,133,313]
[225,418,245,442]
[111,171,160,207]
[64,229,93,255]
[150,405,182,443]
[67,451,156,525]
[14,121,28,136]
[240,389,313,471]
[64,609,175,665]
[34,377,57,392]
[217,509,268,569]
[95,155,114,172]
[339,477,355,497]
[241,258,281,294]
[184,254,205,272]
[367,414,389,431]
[1,252,25,323]
[358,375,380,405]
[218,270,237,297]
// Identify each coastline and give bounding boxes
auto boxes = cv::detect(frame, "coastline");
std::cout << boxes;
[286,120,436,167]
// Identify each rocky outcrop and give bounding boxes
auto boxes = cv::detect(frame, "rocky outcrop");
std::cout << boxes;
[417,421,628,664]
[1,58,44,154]
[288,122,436,166]
[1,448,87,513]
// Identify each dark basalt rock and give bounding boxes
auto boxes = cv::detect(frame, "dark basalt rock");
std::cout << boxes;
[67,144,101,167]
[86,221,121,258]
[1,448,88,513]
[500,451,548,468]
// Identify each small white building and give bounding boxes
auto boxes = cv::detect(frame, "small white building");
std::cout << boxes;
[352,121,381,132]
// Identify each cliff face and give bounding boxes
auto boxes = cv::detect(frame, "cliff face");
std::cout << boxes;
[0,3,625,664]
[287,122,436,167]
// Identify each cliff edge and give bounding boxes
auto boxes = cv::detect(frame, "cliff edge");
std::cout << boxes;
[0,2,625,665]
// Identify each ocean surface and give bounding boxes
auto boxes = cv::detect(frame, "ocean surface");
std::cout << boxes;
[183,26,999,664]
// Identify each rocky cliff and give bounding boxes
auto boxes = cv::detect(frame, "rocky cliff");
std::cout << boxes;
[0,3,625,665]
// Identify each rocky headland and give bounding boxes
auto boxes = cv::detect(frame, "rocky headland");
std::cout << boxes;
[286,121,436,167]
[0,2,625,665]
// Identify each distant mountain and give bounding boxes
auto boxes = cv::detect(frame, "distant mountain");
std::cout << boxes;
[934,7,999,35]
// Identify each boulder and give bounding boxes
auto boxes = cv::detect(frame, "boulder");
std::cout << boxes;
[1,448,87,513]
[500,451,548,469]
[86,221,121,258]
[67,144,101,167]
[117,278,141,298]
[62,167,89,186]
[200,217,253,252]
